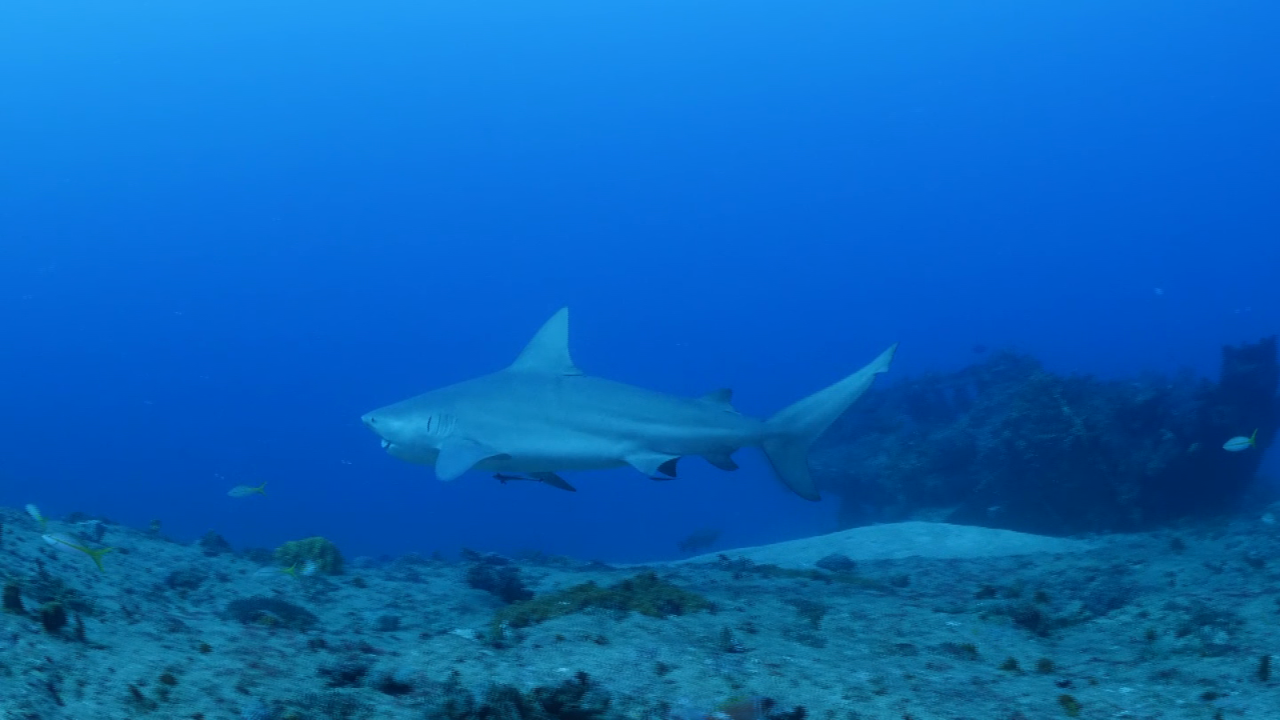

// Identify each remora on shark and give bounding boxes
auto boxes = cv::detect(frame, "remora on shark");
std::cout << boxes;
[361,308,895,500]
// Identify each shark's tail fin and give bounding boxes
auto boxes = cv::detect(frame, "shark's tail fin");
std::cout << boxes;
[761,344,897,500]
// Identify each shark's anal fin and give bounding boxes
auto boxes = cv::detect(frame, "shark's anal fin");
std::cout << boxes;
[703,452,739,471]
[625,451,681,478]
[436,438,506,481]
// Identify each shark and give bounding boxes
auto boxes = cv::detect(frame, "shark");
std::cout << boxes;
[360,308,895,500]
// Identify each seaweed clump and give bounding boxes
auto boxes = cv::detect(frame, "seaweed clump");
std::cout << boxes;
[493,571,712,630]
[39,602,67,633]
[225,596,319,631]
[713,555,882,589]
[423,670,617,720]
[2,580,24,614]
[815,337,1280,534]
[465,555,533,604]
[275,537,344,575]
[22,562,94,616]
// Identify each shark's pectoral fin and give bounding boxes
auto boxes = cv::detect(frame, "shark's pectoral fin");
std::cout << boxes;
[435,438,507,481]
[625,452,680,479]
[530,472,577,492]
[703,452,740,471]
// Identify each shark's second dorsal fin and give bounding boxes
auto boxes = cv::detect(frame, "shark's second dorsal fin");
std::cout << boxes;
[509,307,583,376]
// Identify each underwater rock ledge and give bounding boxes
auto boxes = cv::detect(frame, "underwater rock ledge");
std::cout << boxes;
[814,335,1279,535]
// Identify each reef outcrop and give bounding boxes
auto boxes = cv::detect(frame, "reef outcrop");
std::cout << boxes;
[814,336,1278,534]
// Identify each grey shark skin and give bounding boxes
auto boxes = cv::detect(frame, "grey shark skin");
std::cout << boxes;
[361,308,895,500]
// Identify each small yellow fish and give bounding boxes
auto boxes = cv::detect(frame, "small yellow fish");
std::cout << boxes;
[43,534,113,572]
[1223,430,1257,452]
[252,564,296,580]
[228,482,268,498]
[25,504,46,530]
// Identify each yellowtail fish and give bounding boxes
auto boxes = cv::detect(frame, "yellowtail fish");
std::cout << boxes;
[228,482,268,498]
[709,696,775,720]
[25,504,46,530]
[43,534,113,572]
[1223,429,1257,452]
[254,561,317,580]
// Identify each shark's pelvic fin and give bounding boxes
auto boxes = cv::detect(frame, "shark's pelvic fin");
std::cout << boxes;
[702,452,740,471]
[624,451,681,478]
[761,343,897,501]
[436,438,507,481]
[508,307,583,376]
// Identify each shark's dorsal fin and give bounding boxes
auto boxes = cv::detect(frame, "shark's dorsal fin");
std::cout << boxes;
[509,307,583,376]
[701,386,742,409]
[699,388,734,407]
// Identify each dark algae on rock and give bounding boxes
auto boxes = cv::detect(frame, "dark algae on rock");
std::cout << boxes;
[815,336,1278,533]
[492,571,714,630]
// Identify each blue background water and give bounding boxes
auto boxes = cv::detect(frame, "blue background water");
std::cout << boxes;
[1,1,1276,562]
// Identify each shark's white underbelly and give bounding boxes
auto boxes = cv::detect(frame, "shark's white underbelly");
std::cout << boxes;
[387,416,761,475]
[374,370,767,478]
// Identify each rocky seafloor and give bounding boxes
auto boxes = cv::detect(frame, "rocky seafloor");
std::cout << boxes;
[2,504,1280,720]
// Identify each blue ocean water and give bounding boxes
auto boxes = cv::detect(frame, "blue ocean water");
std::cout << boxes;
[0,1,1276,563]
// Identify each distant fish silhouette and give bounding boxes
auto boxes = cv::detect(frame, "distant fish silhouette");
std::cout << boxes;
[972,344,988,355]
[678,527,721,554]
[228,483,267,498]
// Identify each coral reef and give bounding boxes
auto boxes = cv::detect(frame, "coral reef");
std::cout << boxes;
[464,554,534,604]
[224,595,320,630]
[814,337,1279,534]
[275,536,345,575]
[5,500,1280,718]
[421,670,619,720]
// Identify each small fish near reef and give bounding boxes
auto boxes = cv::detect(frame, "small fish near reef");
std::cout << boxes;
[25,503,46,530]
[678,528,721,554]
[254,561,319,581]
[43,534,113,572]
[709,696,778,720]
[1223,430,1258,452]
[228,482,268,498]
